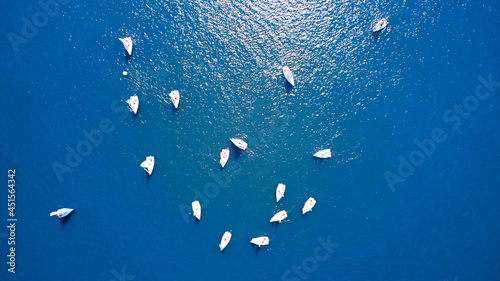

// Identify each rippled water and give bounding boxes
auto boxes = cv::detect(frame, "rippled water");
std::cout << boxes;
[1,0,499,280]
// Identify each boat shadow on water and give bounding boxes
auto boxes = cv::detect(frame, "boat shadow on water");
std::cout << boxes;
[270,221,281,231]
[251,244,262,256]
[220,248,229,256]
[372,31,382,42]
[284,81,294,93]
[313,157,327,165]
[60,212,74,227]
[231,146,243,159]
[171,106,178,115]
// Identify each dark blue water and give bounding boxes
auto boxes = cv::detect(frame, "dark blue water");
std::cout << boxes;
[1,0,499,280]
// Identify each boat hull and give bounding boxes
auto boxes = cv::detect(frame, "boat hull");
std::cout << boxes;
[192,201,201,220]
[302,197,317,214]
[50,208,74,218]
[270,210,288,223]
[140,156,155,175]
[230,138,248,150]
[126,95,139,114]
[313,149,331,159]
[276,183,286,203]
[282,66,295,86]
[220,148,229,168]
[119,37,133,55]
[250,236,269,247]
[219,231,232,251]
[169,90,180,108]
[373,19,388,32]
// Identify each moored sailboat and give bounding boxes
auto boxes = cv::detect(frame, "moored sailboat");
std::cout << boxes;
[313,149,331,159]
[302,197,317,215]
[276,183,286,203]
[230,138,247,150]
[220,148,229,168]
[250,236,269,247]
[282,66,295,86]
[119,36,133,55]
[169,90,180,108]
[50,208,74,218]
[192,201,201,220]
[219,231,232,251]
[126,95,139,114]
[373,19,388,32]
[270,210,288,223]
[140,156,155,175]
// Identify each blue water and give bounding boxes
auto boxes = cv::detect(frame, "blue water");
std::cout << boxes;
[1,0,499,280]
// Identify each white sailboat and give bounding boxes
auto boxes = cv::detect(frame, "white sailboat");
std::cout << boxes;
[192,201,201,220]
[373,19,388,32]
[220,148,229,168]
[313,149,331,159]
[219,231,232,251]
[119,36,133,55]
[126,95,139,114]
[169,90,180,109]
[50,208,73,218]
[270,210,288,223]
[302,197,317,215]
[140,156,155,175]
[230,138,247,150]
[250,236,269,247]
[282,66,295,86]
[276,183,286,203]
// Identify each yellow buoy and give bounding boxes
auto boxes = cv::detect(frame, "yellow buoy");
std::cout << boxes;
[122,71,128,76]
